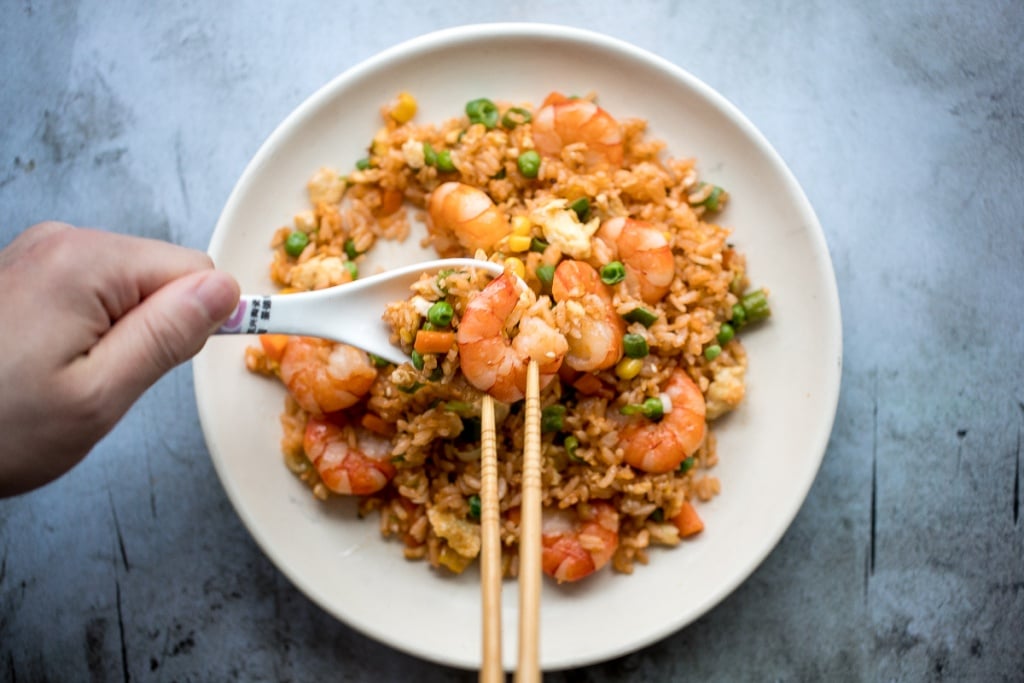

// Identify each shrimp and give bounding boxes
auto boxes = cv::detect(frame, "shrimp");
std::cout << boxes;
[278,337,377,415]
[427,182,511,257]
[551,260,625,372]
[456,271,567,403]
[303,416,395,495]
[596,217,674,304]
[532,92,623,170]
[620,369,707,473]
[541,501,620,583]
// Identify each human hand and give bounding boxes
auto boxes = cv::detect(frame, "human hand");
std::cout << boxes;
[0,222,240,496]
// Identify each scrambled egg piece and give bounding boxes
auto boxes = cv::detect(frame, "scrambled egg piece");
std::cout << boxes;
[306,166,345,205]
[286,255,352,291]
[705,365,746,420]
[427,507,481,559]
[530,199,600,259]
[401,138,426,169]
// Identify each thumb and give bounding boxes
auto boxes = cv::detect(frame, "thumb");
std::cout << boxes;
[87,269,240,407]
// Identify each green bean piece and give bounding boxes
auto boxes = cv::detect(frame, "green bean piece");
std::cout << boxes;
[704,344,722,361]
[517,150,541,178]
[465,98,499,129]
[501,107,532,129]
[284,231,309,258]
[731,303,747,328]
[569,197,590,222]
[468,494,482,520]
[623,333,649,358]
[620,397,665,420]
[355,157,372,170]
[427,300,454,327]
[410,350,424,370]
[541,405,566,433]
[423,142,438,166]
[535,264,555,286]
[600,261,626,285]
[623,307,658,328]
[741,289,771,323]
[436,149,456,172]
[717,322,735,345]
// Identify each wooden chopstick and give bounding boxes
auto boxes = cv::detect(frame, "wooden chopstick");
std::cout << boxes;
[516,360,542,683]
[479,395,502,683]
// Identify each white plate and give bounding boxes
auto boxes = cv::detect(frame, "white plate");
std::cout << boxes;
[194,23,841,671]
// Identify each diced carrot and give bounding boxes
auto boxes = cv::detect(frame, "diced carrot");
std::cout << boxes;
[542,92,571,107]
[377,188,404,217]
[571,373,604,395]
[259,334,290,362]
[671,501,704,538]
[414,330,456,355]
[558,363,581,385]
[361,412,395,437]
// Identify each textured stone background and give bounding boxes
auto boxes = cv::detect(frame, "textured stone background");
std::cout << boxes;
[1,1,1022,680]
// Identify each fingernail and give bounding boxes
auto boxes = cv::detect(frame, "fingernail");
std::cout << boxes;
[193,271,241,325]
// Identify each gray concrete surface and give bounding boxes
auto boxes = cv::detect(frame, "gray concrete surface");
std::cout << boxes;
[2,1,1022,680]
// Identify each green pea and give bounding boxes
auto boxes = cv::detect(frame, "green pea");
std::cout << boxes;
[569,197,590,222]
[623,333,649,358]
[620,397,665,420]
[623,307,658,328]
[411,350,424,370]
[436,149,456,172]
[284,231,309,258]
[717,322,735,344]
[423,142,438,166]
[731,303,747,328]
[501,107,532,129]
[704,344,722,361]
[427,300,454,327]
[541,405,566,433]
[600,261,626,285]
[468,494,481,520]
[465,98,499,129]
[517,150,541,178]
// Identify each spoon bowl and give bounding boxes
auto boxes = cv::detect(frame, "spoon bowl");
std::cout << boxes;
[215,258,504,364]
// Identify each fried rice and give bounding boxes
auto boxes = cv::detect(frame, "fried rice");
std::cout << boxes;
[244,91,768,581]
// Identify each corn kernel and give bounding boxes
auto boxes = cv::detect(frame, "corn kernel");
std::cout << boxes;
[507,235,532,252]
[278,287,301,295]
[389,91,418,124]
[511,215,532,236]
[503,257,526,280]
[616,357,643,380]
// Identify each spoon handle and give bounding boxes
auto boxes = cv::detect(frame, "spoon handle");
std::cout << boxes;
[216,295,276,335]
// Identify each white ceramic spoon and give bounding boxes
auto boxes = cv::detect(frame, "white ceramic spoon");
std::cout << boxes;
[214,258,504,365]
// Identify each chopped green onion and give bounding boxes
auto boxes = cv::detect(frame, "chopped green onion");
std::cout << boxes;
[740,289,770,323]
[541,405,566,433]
[459,416,482,442]
[623,307,658,327]
[599,261,626,285]
[444,400,473,415]
[623,333,649,358]
[355,157,372,170]
[465,98,499,129]
[530,237,549,253]
[563,435,581,461]
[436,149,456,172]
[703,186,723,212]
[429,366,444,381]
[398,382,424,394]
[501,107,532,129]
[423,142,438,166]
[427,300,454,327]
[569,197,590,222]
[410,350,425,370]
[620,397,665,420]
[717,322,735,345]
[284,231,309,258]
[344,239,360,261]
[368,353,391,368]
[535,264,555,287]
[517,150,541,178]
[468,494,481,520]
[704,344,722,361]
[343,261,358,279]
[678,456,696,473]
[421,321,438,331]
[650,508,665,522]
[391,454,406,464]
[492,167,507,180]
